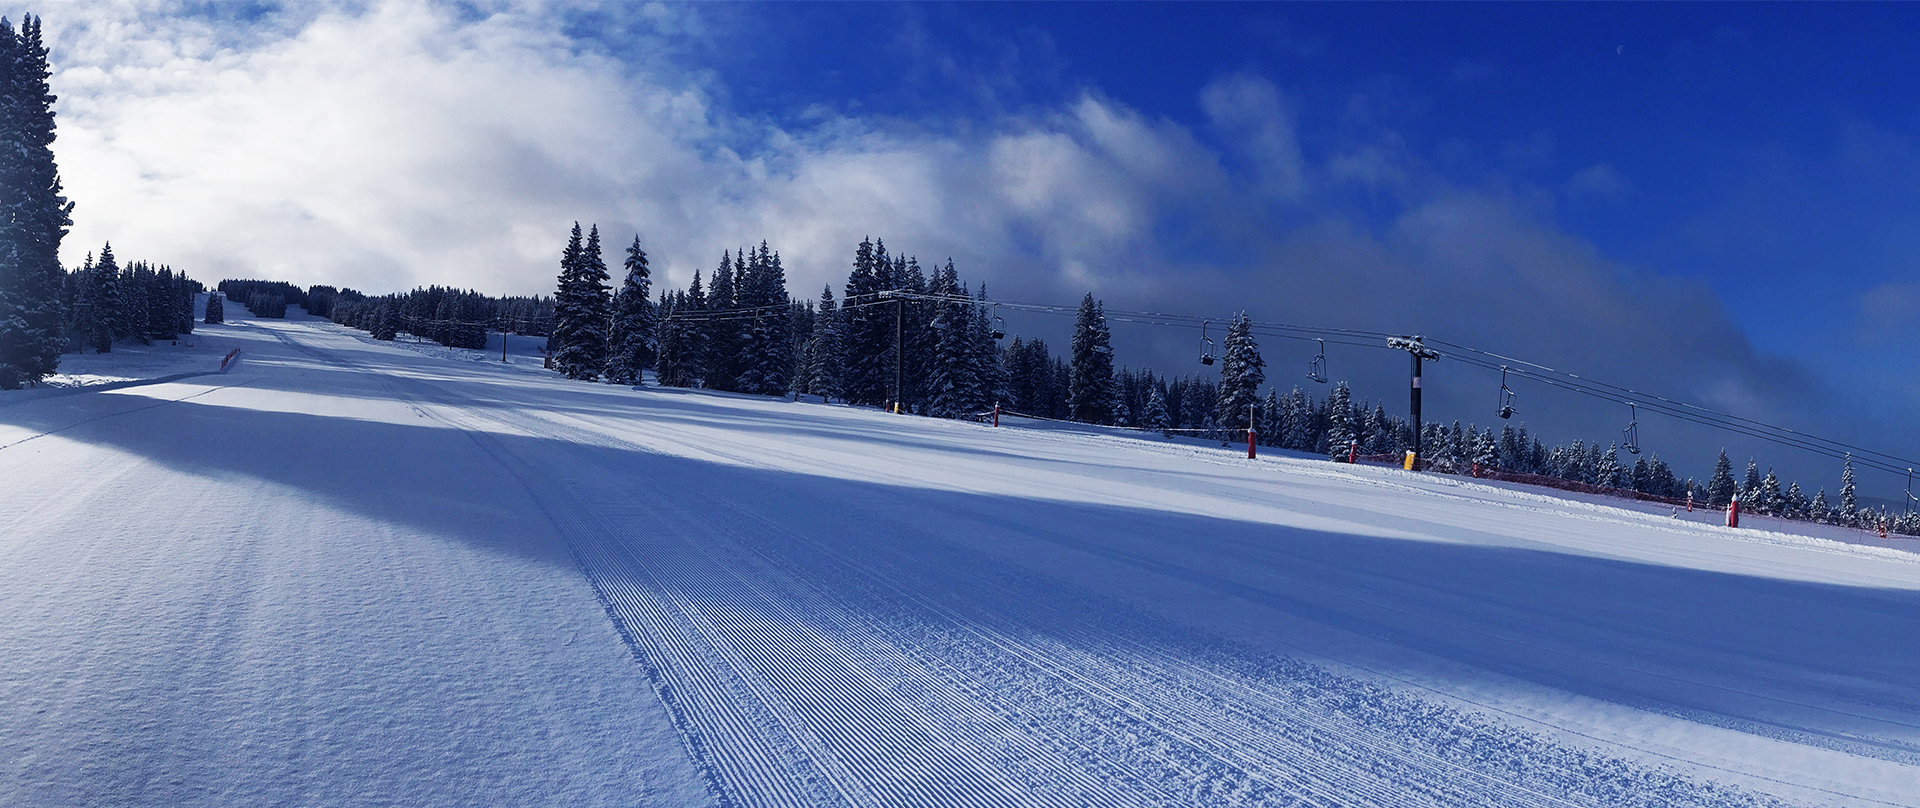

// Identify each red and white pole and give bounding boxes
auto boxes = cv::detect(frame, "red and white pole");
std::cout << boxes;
[1347,439,1359,464]
[1247,429,1257,459]
[1727,495,1740,528]
[1686,490,1693,512]
[993,404,1000,428]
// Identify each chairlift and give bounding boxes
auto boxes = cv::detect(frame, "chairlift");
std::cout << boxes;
[1623,402,1641,455]
[1496,367,1516,420]
[989,304,1006,340]
[1198,320,1216,366]
[1307,338,1328,384]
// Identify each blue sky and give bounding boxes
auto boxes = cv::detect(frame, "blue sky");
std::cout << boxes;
[28,1,1920,495]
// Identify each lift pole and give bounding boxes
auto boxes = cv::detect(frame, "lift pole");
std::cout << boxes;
[895,294,905,413]
[1387,336,1440,463]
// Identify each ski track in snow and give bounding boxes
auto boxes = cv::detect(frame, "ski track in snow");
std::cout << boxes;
[9,314,1917,807]
[271,328,1802,807]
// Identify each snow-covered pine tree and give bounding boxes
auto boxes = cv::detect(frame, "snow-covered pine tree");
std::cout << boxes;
[838,238,887,406]
[787,300,814,399]
[1143,382,1172,437]
[1259,388,1282,447]
[1759,468,1783,515]
[1473,428,1498,469]
[1283,387,1312,451]
[1067,293,1116,424]
[973,284,1007,409]
[204,292,224,324]
[703,250,740,392]
[0,16,71,388]
[1214,312,1265,433]
[744,243,793,396]
[551,224,611,380]
[88,244,120,351]
[548,224,583,367]
[1784,481,1808,520]
[896,255,933,412]
[605,235,656,385]
[927,261,985,418]
[1811,488,1831,522]
[1596,444,1621,488]
[654,291,696,388]
[806,286,842,402]
[1322,381,1354,460]
[1841,455,1858,516]
[1740,458,1762,507]
[1707,450,1737,507]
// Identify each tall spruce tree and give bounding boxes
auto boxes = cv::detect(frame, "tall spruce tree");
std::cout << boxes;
[1214,312,1265,431]
[1067,293,1116,424]
[1707,450,1737,507]
[1323,381,1354,460]
[806,286,842,401]
[840,238,891,406]
[551,223,611,380]
[738,242,792,395]
[204,291,224,324]
[88,243,120,352]
[605,235,656,385]
[0,16,70,388]
[1841,455,1858,517]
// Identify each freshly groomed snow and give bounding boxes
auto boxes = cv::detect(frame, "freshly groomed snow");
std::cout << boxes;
[2,307,1917,807]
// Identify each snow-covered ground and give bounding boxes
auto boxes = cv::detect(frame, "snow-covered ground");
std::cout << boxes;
[3,306,1917,807]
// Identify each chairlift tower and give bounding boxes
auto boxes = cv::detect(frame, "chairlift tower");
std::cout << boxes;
[1387,335,1440,462]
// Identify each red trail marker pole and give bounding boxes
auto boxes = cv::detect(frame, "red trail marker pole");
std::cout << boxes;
[1727,496,1740,528]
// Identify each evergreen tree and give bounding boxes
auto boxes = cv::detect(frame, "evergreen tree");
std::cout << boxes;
[704,250,741,391]
[738,243,793,396]
[124,261,153,344]
[1647,456,1678,498]
[1067,293,1116,424]
[1472,428,1498,468]
[1784,481,1809,520]
[1323,381,1354,460]
[926,261,985,418]
[840,238,891,406]
[1596,445,1621,488]
[0,16,71,387]
[204,291,224,324]
[1707,450,1737,507]
[1145,382,1172,437]
[654,291,696,388]
[1740,458,1762,505]
[87,243,120,352]
[806,286,842,401]
[1214,312,1265,432]
[605,235,656,385]
[551,223,611,380]
[1841,455,1858,516]
[973,284,1008,408]
[1812,488,1831,522]
[1759,468,1783,515]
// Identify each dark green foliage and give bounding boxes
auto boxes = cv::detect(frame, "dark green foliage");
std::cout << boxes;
[550,223,611,380]
[0,16,73,386]
[1215,312,1264,430]
[1067,293,1115,424]
[204,292,224,324]
[605,235,657,385]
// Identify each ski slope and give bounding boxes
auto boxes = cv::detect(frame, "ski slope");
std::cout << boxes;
[3,308,1918,807]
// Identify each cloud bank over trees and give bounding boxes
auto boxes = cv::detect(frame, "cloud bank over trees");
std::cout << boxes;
[37,0,1901,489]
